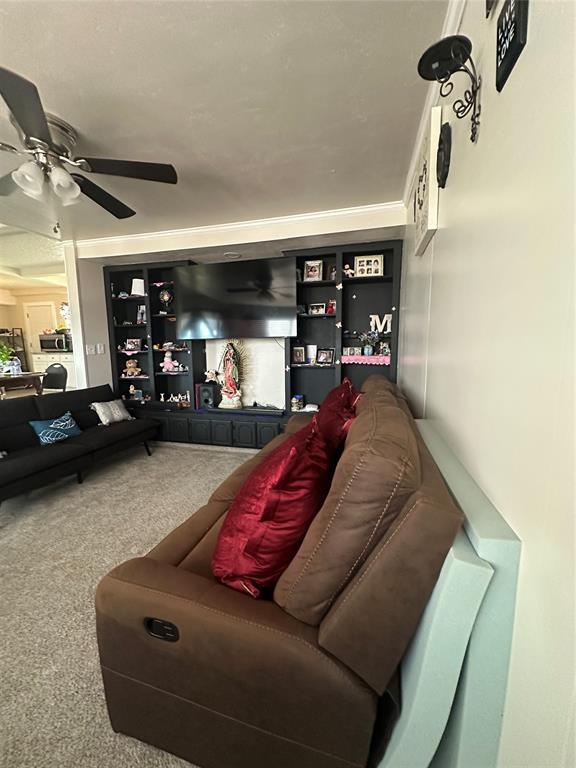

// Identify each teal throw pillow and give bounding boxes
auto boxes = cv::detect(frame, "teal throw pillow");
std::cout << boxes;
[29,411,82,445]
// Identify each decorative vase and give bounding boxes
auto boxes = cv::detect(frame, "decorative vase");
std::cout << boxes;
[363,345,374,356]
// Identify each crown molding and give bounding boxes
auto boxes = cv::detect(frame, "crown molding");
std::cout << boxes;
[69,201,406,260]
[402,0,466,204]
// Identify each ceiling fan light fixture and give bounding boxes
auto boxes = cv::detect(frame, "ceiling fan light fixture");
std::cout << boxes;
[49,165,81,206]
[11,160,45,199]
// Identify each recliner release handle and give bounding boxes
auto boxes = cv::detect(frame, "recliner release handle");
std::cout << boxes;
[144,617,179,642]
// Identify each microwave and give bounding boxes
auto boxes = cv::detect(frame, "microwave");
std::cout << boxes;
[39,333,72,352]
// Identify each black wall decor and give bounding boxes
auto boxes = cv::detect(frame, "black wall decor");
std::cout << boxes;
[496,0,529,92]
[486,0,497,19]
[436,123,452,188]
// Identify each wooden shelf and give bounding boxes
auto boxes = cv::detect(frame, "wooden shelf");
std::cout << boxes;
[297,314,336,319]
[119,375,150,380]
[152,347,190,352]
[343,275,393,285]
[114,323,147,328]
[297,280,336,287]
[117,349,149,354]
[152,313,176,318]
[156,372,190,377]
[112,295,148,301]
[291,364,335,369]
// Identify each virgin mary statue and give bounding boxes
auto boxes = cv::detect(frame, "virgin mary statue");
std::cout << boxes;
[218,342,242,409]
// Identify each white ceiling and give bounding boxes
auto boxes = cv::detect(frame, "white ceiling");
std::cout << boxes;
[0,0,446,242]
[0,230,66,289]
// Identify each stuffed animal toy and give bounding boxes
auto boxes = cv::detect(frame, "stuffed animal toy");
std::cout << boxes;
[123,359,141,377]
[160,350,178,373]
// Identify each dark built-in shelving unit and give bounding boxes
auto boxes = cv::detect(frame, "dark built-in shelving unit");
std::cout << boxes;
[103,240,401,447]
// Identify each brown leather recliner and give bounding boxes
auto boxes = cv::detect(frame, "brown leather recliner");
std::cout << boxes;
[95,376,462,768]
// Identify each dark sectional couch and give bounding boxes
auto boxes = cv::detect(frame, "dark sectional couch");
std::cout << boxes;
[0,385,159,503]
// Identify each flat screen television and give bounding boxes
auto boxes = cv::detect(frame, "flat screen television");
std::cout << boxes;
[174,258,297,340]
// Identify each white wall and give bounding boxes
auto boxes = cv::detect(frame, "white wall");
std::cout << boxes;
[399,2,575,767]
[65,243,112,388]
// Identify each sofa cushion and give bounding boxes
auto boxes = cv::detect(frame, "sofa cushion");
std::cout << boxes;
[274,389,422,625]
[315,377,360,449]
[0,442,90,485]
[212,419,338,599]
[70,418,157,452]
[0,395,41,452]
[29,411,82,445]
[90,399,133,426]
[35,385,115,428]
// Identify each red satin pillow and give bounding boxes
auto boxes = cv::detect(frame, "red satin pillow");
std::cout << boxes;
[212,379,360,598]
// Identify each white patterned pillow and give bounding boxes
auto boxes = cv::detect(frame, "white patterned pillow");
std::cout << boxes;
[90,399,134,426]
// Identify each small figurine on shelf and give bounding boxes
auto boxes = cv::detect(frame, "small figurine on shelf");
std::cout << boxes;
[204,369,220,383]
[123,359,141,377]
[128,384,136,397]
[160,350,178,372]
[158,287,174,314]
[160,393,165,402]
[326,299,337,315]
[343,263,355,278]
[328,265,337,282]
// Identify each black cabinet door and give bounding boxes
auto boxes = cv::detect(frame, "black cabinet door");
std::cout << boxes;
[212,419,233,446]
[256,422,280,448]
[233,420,257,448]
[151,414,170,441]
[189,418,211,445]
[169,417,189,443]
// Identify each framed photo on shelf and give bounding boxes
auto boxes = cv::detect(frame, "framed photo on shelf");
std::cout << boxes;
[305,344,317,364]
[350,346,362,356]
[354,254,384,278]
[303,260,323,282]
[125,338,142,351]
[292,346,305,364]
[317,348,335,365]
[308,302,326,315]
[342,346,352,356]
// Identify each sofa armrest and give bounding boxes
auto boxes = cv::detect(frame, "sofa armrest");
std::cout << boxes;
[96,556,376,766]
[284,413,314,434]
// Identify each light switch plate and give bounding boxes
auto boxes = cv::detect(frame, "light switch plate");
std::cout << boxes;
[96,343,105,354]
[85,344,96,355]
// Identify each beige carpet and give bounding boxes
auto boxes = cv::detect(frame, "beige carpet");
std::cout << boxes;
[0,442,254,768]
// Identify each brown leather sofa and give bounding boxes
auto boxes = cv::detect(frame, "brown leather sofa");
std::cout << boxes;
[95,376,462,768]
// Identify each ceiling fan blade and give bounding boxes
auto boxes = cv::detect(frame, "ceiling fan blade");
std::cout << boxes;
[0,173,17,196]
[75,158,177,184]
[71,174,136,219]
[0,67,52,145]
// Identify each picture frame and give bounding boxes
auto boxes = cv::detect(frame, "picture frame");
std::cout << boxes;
[305,344,317,364]
[326,299,337,315]
[496,0,529,92]
[342,346,352,356]
[132,389,143,400]
[303,260,323,282]
[354,254,384,278]
[292,346,305,364]
[328,265,337,282]
[125,338,142,351]
[317,348,335,365]
[411,105,441,258]
[350,346,362,356]
[308,302,326,315]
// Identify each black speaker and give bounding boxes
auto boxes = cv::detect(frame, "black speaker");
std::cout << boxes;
[199,382,221,408]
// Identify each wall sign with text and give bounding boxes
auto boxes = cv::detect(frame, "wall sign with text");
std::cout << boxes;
[496,0,529,92]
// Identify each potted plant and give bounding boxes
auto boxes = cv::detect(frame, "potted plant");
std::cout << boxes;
[359,330,379,356]
[0,342,15,373]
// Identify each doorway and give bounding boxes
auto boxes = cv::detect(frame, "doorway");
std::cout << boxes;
[23,302,57,355]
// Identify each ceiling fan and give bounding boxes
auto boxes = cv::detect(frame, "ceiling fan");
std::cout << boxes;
[0,66,177,219]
